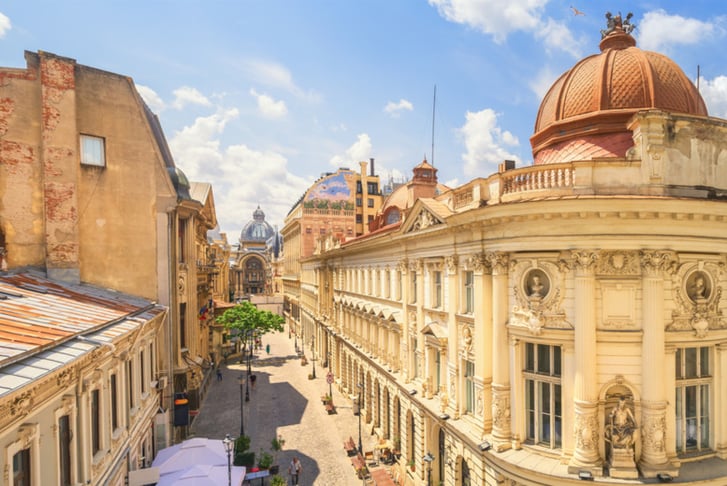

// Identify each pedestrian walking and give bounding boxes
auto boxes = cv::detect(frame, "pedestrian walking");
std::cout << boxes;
[216,368,222,381]
[288,456,302,485]
[266,343,271,354]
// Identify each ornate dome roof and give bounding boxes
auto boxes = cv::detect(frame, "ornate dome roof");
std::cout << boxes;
[240,206,275,242]
[531,15,707,164]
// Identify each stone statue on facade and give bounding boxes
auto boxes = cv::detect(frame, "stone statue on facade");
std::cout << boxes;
[605,396,639,479]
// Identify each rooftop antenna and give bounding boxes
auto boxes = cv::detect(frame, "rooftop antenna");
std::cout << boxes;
[431,85,436,166]
[697,64,700,92]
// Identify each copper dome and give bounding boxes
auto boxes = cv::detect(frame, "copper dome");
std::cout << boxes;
[531,23,707,164]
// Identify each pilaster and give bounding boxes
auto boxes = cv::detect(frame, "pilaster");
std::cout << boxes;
[487,251,511,451]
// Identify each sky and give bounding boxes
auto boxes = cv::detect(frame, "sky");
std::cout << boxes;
[2,1,727,238]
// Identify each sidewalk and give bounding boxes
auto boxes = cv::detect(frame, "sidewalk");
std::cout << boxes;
[190,328,382,485]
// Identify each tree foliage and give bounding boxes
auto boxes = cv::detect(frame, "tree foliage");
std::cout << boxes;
[218,302,284,351]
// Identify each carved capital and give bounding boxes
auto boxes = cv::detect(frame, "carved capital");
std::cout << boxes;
[640,250,677,276]
[445,255,458,274]
[571,250,599,271]
[397,258,408,273]
[486,252,509,275]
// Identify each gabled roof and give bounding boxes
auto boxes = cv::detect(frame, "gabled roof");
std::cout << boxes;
[400,198,453,234]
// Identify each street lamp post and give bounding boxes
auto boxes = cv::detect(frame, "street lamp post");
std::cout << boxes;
[311,335,316,379]
[357,382,364,454]
[423,452,434,486]
[238,375,245,435]
[223,434,233,486]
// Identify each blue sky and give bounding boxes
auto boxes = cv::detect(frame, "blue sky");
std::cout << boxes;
[2,1,727,236]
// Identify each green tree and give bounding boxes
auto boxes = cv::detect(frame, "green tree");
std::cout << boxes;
[218,302,284,359]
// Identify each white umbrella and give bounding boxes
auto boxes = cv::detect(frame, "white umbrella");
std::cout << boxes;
[156,464,246,486]
[152,438,228,475]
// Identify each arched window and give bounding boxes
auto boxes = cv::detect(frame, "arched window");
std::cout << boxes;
[461,458,471,486]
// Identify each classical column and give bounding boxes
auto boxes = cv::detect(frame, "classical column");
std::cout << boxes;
[639,250,679,477]
[568,250,602,475]
[473,254,493,432]
[487,252,511,451]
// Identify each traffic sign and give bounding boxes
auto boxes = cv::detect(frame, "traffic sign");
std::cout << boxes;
[326,372,334,384]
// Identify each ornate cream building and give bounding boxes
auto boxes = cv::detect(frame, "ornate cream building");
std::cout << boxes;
[294,18,727,485]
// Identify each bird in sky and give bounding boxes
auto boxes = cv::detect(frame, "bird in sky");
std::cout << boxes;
[571,5,586,16]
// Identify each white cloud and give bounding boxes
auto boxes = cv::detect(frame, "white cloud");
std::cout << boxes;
[535,18,583,58]
[457,108,520,176]
[172,86,212,110]
[168,107,309,235]
[169,108,239,179]
[638,10,716,52]
[136,84,165,112]
[699,75,727,118]
[0,12,11,38]
[243,59,320,102]
[529,66,559,99]
[384,99,414,117]
[329,134,372,168]
[429,0,547,43]
[249,88,288,119]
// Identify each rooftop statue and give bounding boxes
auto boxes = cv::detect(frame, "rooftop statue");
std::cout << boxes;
[601,11,635,38]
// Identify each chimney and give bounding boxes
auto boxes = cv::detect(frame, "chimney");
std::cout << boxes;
[40,52,81,284]
[370,157,375,176]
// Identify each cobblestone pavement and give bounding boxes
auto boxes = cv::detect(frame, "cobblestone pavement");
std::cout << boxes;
[190,329,380,486]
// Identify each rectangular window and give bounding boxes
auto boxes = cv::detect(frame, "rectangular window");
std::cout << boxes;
[464,271,474,313]
[367,198,374,208]
[356,181,362,194]
[127,360,134,411]
[465,360,475,414]
[110,374,119,430]
[178,219,187,263]
[367,182,378,194]
[179,303,187,348]
[59,415,71,486]
[524,343,562,449]
[140,350,146,394]
[356,197,362,207]
[91,389,101,455]
[676,346,711,453]
[433,271,442,308]
[355,214,362,223]
[80,134,105,167]
[13,447,30,486]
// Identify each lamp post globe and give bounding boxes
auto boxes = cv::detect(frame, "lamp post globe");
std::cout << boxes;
[223,434,233,486]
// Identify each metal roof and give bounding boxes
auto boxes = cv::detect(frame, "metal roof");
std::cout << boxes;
[0,270,166,398]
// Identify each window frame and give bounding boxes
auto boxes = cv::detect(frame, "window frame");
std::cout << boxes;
[80,134,106,167]
[675,346,712,454]
[523,343,562,449]
[464,271,474,314]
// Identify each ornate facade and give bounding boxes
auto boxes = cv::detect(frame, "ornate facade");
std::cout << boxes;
[294,18,727,485]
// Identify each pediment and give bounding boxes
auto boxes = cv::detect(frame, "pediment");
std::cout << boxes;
[401,198,452,234]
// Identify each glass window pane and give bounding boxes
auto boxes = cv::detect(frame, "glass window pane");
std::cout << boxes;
[700,347,710,376]
[540,382,550,414]
[81,135,105,166]
[685,348,697,378]
[700,385,709,419]
[537,344,550,374]
[685,385,697,418]
[676,348,682,379]
[525,343,534,371]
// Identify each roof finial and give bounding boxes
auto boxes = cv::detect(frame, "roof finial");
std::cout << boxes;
[601,11,636,39]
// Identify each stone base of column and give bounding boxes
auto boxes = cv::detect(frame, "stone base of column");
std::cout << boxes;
[637,460,679,479]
